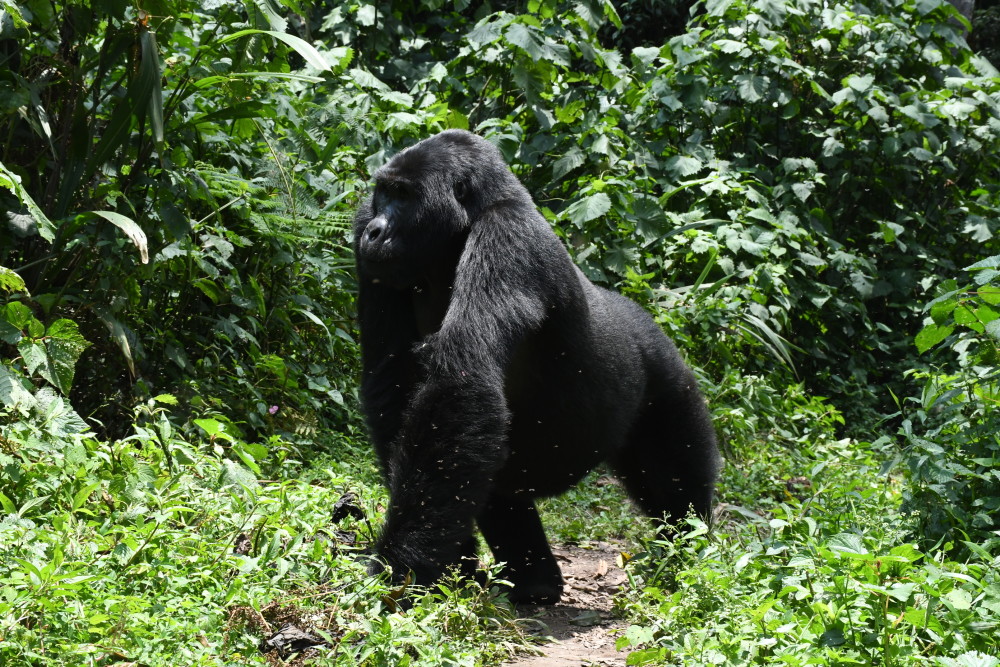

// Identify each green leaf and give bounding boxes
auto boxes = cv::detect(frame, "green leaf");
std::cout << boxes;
[604,242,640,275]
[797,252,826,267]
[553,147,585,180]
[563,193,611,226]
[828,533,868,555]
[192,72,324,88]
[89,211,149,264]
[0,160,56,241]
[218,29,332,72]
[665,156,703,177]
[601,0,622,28]
[38,319,91,395]
[630,46,661,66]
[972,269,1000,286]
[965,255,1000,271]
[0,267,26,294]
[93,305,137,377]
[0,365,36,411]
[378,90,415,107]
[18,339,46,376]
[252,0,287,31]
[0,2,28,28]
[355,4,375,26]
[714,39,746,54]
[986,318,1000,341]
[886,582,917,602]
[735,74,767,102]
[232,443,262,475]
[981,285,1000,305]
[72,483,101,512]
[915,323,954,353]
[0,301,34,344]
[930,298,959,324]
[944,588,973,611]
[809,80,832,101]
[16,495,50,517]
[195,418,235,442]
[138,30,164,144]
[505,23,570,66]
[467,16,509,49]
[846,74,874,92]
[791,182,813,202]
[0,490,15,514]
[866,104,889,124]
[736,314,797,370]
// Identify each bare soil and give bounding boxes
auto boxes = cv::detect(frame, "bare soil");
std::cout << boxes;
[502,542,630,667]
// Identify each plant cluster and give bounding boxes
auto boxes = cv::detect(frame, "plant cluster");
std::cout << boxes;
[0,0,366,439]
[0,393,527,664]
[617,438,1000,666]
[888,256,1000,549]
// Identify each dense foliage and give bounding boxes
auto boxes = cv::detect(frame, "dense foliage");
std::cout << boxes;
[1,0,364,439]
[1,0,998,664]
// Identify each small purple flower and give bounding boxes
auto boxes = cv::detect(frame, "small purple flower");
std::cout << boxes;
[269,405,279,415]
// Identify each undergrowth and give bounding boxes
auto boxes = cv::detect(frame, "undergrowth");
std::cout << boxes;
[616,435,1000,666]
[0,400,529,665]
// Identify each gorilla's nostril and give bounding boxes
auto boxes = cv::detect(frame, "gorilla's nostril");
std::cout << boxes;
[363,217,389,248]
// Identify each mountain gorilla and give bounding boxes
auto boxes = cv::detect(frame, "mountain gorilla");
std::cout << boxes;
[354,130,720,604]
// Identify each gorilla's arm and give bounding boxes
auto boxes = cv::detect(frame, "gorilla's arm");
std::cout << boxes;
[357,281,419,468]
[372,203,557,583]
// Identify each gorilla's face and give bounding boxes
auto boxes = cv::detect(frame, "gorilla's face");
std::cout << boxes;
[355,157,471,290]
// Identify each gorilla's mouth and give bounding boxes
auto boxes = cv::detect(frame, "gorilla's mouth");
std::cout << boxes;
[358,257,419,290]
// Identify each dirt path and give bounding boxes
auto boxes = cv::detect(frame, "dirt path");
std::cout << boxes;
[503,542,630,667]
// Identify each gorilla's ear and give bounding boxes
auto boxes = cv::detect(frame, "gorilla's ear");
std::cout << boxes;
[454,179,469,204]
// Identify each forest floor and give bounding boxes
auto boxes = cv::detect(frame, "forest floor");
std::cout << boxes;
[502,542,629,667]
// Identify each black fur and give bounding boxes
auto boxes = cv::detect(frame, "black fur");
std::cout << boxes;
[354,130,720,604]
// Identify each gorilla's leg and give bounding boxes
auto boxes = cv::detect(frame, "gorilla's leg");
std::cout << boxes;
[612,374,719,527]
[477,494,563,604]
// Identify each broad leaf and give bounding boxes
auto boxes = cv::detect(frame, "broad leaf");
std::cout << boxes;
[37,319,91,395]
[219,29,332,72]
[563,193,611,227]
[90,211,149,264]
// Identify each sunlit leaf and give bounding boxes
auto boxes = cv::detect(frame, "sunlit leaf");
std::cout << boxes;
[0,160,56,241]
[89,211,149,264]
[563,193,611,226]
[219,29,332,72]
[916,323,954,353]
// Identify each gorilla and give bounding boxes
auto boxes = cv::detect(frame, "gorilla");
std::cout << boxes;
[353,130,719,604]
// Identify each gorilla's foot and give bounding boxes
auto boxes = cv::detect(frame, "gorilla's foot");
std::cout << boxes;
[506,563,564,605]
[509,579,564,605]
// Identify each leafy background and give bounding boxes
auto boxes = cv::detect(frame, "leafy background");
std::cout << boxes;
[1,0,998,664]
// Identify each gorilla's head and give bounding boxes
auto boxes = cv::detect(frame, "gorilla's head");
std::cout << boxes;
[354,131,524,288]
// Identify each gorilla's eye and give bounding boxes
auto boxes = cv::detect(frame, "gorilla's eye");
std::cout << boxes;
[454,180,469,202]
[380,181,412,200]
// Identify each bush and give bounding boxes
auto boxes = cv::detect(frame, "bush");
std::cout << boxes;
[892,256,1000,547]
[0,0,365,438]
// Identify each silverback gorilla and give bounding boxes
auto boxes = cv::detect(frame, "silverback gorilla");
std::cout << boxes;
[354,130,720,604]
